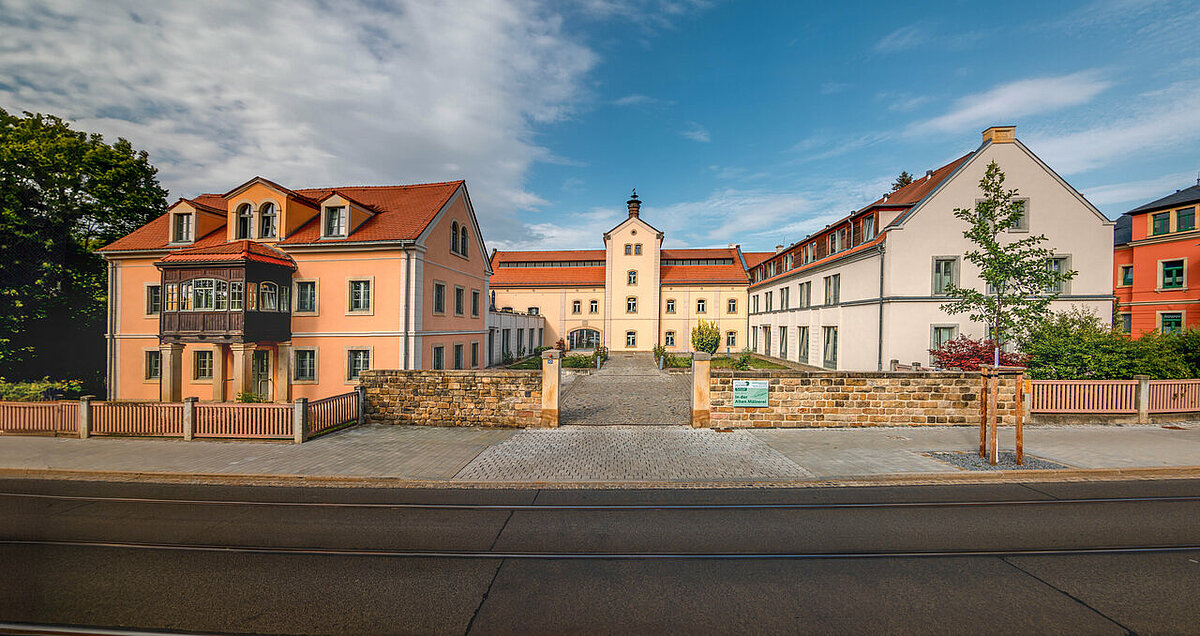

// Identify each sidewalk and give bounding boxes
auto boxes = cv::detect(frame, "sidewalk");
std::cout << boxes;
[1,423,1198,487]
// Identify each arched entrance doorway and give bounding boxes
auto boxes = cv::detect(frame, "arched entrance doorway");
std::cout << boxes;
[568,328,601,350]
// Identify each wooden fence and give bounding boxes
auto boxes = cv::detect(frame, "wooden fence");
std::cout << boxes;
[0,389,363,442]
[1030,378,1200,416]
[1147,380,1200,413]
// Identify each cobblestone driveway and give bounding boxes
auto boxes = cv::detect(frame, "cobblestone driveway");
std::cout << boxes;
[560,353,692,425]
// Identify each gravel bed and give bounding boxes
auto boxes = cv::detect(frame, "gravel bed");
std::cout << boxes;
[923,450,1070,471]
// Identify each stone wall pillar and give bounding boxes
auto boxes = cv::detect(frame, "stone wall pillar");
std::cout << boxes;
[212,344,229,402]
[540,349,561,428]
[1135,374,1150,424]
[159,343,184,402]
[692,352,711,428]
[230,343,256,400]
[274,342,292,403]
[182,396,197,440]
[293,397,307,444]
[78,395,92,439]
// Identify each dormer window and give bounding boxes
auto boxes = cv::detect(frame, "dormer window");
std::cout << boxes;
[324,206,346,237]
[259,202,278,239]
[235,204,253,239]
[173,213,193,243]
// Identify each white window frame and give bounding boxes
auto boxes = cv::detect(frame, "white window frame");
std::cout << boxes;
[931,256,960,296]
[172,212,193,243]
[929,324,960,366]
[626,296,638,314]
[1118,265,1133,288]
[797,326,809,364]
[1158,311,1185,334]
[589,299,599,314]
[572,299,582,314]
[822,326,838,369]
[627,270,638,285]
[696,298,707,314]
[726,331,737,347]
[347,277,374,315]
[727,298,737,314]
[323,205,348,238]
[345,347,373,384]
[258,201,279,239]
[625,331,637,347]
[1157,258,1187,291]
[665,331,676,347]
[665,298,676,314]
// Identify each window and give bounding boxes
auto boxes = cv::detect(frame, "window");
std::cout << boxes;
[1161,312,1184,334]
[589,299,599,313]
[836,227,847,252]
[146,285,162,315]
[471,342,479,368]
[145,350,161,380]
[805,243,815,263]
[454,344,464,370]
[797,327,809,363]
[236,204,253,239]
[180,281,193,310]
[1152,212,1171,236]
[863,216,876,241]
[517,329,525,354]
[501,329,510,354]
[472,290,481,317]
[798,282,811,308]
[779,326,788,358]
[1161,260,1185,289]
[280,285,289,313]
[173,213,192,242]
[1008,199,1030,231]
[1119,265,1133,287]
[432,346,445,370]
[780,287,790,310]
[665,331,675,347]
[1045,257,1069,294]
[824,274,840,305]
[822,326,838,369]
[751,327,758,352]
[538,328,543,347]
[527,307,539,315]
[455,286,465,316]
[194,350,213,380]
[1120,314,1132,335]
[572,300,581,314]
[763,326,771,355]
[324,206,347,237]
[624,244,632,255]
[1178,207,1196,232]
[191,279,216,311]
[626,297,638,313]
[726,331,737,347]
[933,257,958,295]
[229,281,243,310]
[460,227,469,258]
[451,222,460,255]
[784,254,793,271]
[350,280,372,312]
[432,282,445,314]
[259,202,277,238]
[626,331,636,347]
[627,270,637,285]
[697,298,707,313]
[752,295,760,313]
[665,299,676,314]
[727,298,737,314]
[164,283,178,311]
[765,291,773,312]
[930,326,958,365]
[296,281,316,312]
[259,282,278,311]
[634,244,642,255]
[294,349,316,381]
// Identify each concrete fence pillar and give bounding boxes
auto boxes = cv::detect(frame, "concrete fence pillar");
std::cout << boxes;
[356,385,367,424]
[182,396,197,441]
[540,350,561,428]
[78,395,93,439]
[159,343,184,402]
[293,397,308,444]
[1135,374,1150,424]
[692,352,711,428]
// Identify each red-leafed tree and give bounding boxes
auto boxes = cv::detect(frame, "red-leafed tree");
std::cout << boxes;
[929,335,1026,371]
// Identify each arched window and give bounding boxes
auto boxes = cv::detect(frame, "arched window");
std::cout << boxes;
[236,204,253,239]
[665,298,676,314]
[626,297,637,313]
[460,227,469,257]
[626,331,637,347]
[697,298,707,313]
[451,222,460,254]
[634,244,642,255]
[589,299,598,313]
[260,282,278,311]
[572,300,581,314]
[259,202,277,238]
[627,270,637,285]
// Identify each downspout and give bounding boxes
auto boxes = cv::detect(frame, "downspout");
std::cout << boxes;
[403,250,412,369]
[107,259,116,399]
[876,242,886,371]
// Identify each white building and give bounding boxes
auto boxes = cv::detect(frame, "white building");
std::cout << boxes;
[747,126,1114,370]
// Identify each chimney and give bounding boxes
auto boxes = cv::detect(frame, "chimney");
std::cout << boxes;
[775,244,785,253]
[982,125,1016,144]
[882,192,890,202]
[627,189,640,218]
[925,170,934,179]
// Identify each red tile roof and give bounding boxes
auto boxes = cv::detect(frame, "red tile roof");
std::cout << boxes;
[488,267,607,287]
[493,250,606,262]
[742,252,774,269]
[660,264,748,285]
[98,180,463,253]
[158,239,296,268]
[489,247,748,287]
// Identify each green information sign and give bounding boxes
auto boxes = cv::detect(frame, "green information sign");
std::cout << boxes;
[732,379,768,407]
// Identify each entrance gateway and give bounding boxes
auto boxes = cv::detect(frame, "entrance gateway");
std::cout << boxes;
[558,352,691,425]
[568,328,600,350]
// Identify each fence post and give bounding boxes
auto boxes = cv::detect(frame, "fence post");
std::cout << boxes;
[293,397,308,444]
[692,352,711,428]
[356,385,367,425]
[540,350,561,427]
[78,395,93,439]
[182,396,197,441]
[1135,375,1149,424]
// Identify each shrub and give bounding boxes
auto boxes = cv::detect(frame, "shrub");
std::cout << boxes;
[0,378,85,401]
[561,354,595,368]
[236,391,267,403]
[691,319,720,354]
[733,348,753,371]
[1019,309,1191,379]
[652,344,667,363]
[554,338,566,351]
[502,350,514,365]
[928,336,1026,372]
[533,345,551,356]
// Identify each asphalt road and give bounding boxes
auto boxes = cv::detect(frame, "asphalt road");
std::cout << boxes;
[1,478,1198,635]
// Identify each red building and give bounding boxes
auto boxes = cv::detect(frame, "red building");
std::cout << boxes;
[1114,182,1200,336]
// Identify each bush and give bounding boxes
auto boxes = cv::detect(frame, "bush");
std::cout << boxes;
[533,345,551,356]
[928,336,1027,372]
[653,344,667,363]
[691,319,720,354]
[733,348,753,371]
[562,354,595,368]
[501,350,514,365]
[0,378,85,401]
[1019,309,1192,379]
[554,338,566,351]
[236,391,267,403]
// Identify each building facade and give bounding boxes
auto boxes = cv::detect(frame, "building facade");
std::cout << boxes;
[99,178,492,402]
[747,126,1115,370]
[489,195,765,353]
[1113,183,1200,336]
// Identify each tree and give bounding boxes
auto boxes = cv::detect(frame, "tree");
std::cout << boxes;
[0,108,167,389]
[891,170,914,191]
[690,319,720,354]
[939,161,1074,365]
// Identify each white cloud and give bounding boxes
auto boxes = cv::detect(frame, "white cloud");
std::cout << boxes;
[874,24,926,54]
[820,82,850,95]
[0,0,602,245]
[613,94,670,106]
[1082,172,1197,208]
[681,121,711,143]
[909,72,1111,134]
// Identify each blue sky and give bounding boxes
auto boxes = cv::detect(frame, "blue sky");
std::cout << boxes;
[2,0,1198,251]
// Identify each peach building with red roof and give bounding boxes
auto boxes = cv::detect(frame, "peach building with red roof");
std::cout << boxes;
[746,126,1114,371]
[490,193,754,353]
[99,177,506,402]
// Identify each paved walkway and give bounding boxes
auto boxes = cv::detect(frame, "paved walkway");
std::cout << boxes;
[1,423,1197,485]
[559,353,692,426]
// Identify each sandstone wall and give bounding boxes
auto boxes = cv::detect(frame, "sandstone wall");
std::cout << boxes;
[360,370,541,428]
[709,370,1018,428]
